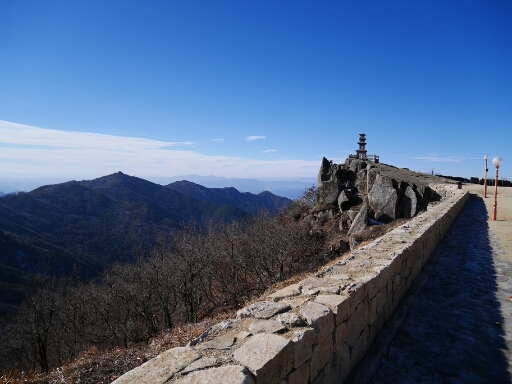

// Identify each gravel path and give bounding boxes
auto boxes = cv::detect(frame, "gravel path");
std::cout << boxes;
[351,189,512,383]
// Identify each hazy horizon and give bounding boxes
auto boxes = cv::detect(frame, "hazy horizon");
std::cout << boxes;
[0,171,317,197]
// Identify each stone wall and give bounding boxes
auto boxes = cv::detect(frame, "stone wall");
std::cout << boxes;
[113,185,468,384]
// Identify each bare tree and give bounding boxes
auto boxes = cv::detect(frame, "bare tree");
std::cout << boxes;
[0,203,329,374]
[283,185,317,220]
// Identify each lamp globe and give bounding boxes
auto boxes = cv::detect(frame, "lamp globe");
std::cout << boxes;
[492,157,503,167]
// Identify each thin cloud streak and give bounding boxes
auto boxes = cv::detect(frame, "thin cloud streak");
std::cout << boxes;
[0,121,195,150]
[262,149,277,153]
[411,156,464,163]
[160,142,195,149]
[0,121,317,179]
[246,136,266,141]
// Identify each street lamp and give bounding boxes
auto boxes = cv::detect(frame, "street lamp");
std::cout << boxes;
[491,156,503,221]
[484,155,489,198]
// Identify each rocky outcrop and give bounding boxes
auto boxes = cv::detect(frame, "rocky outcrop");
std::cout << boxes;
[316,158,452,224]
[317,158,355,205]
[368,176,434,222]
[337,189,352,212]
[347,203,368,236]
[367,166,379,191]
[403,184,419,219]
[354,169,368,194]
[367,174,398,222]
[349,159,367,173]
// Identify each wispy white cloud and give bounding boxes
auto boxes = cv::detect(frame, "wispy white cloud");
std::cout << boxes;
[411,155,464,163]
[0,121,318,179]
[262,149,277,153]
[0,122,195,150]
[211,139,224,143]
[160,142,195,149]
[246,135,266,141]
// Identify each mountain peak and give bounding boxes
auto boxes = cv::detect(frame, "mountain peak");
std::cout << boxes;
[80,172,142,189]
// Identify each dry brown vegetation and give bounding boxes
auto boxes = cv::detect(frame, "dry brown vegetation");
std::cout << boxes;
[0,313,234,384]
[1,187,412,384]
[0,206,327,382]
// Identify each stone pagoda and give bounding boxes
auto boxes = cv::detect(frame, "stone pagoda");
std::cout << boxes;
[349,133,379,163]
[356,133,367,160]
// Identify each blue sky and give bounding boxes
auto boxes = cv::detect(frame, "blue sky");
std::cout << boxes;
[1,1,511,187]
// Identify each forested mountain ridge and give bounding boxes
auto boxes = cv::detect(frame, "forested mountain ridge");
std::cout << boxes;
[166,180,291,215]
[0,172,254,313]
[0,172,249,263]
[0,228,105,314]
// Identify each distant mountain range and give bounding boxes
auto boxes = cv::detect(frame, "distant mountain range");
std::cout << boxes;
[0,191,5,197]
[0,175,316,199]
[151,175,314,199]
[166,180,290,215]
[0,172,291,314]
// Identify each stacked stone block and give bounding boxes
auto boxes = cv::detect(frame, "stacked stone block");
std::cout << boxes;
[113,186,468,384]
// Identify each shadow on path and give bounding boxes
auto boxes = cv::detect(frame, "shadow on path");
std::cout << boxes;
[360,194,511,383]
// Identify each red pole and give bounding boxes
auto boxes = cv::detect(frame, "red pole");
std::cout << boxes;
[492,166,499,221]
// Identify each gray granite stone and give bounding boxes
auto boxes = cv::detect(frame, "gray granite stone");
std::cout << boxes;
[112,347,199,384]
[233,333,293,384]
[175,365,255,384]
[236,301,291,320]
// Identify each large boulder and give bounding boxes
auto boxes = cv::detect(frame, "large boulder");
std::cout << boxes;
[368,173,434,221]
[318,157,335,185]
[317,157,353,205]
[402,184,419,218]
[349,159,367,173]
[310,209,337,228]
[354,169,367,194]
[347,203,368,236]
[368,174,398,222]
[337,189,352,211]
[367,166,379,191]
[412,184,431,211]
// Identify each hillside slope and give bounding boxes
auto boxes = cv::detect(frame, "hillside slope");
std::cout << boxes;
[166,180,292,215]
[0,172,249,313]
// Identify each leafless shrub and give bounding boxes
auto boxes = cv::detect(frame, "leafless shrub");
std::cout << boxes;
[0,209,326,376]
[283,185,317,220]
